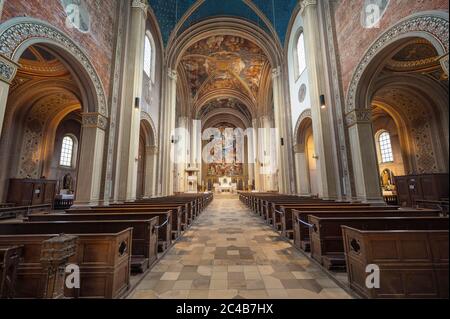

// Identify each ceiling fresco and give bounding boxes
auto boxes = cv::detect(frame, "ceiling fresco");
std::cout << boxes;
[180,35,269,104]
[147,0,298,45]
[198,97,252,121]
[384,39,447,81]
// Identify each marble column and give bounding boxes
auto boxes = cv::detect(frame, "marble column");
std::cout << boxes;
[144,145,158,197]
[301,0,339,199]
[75,113,108,205]
[0,55,18,139]
[113,0,147,201]
[272,67,292,194]
[346,109,383,203]
[158,68,177,196]
[294,144,311,196]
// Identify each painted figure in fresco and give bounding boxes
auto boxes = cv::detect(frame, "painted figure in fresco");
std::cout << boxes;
[380,169,395,191]
[63,173,74,192]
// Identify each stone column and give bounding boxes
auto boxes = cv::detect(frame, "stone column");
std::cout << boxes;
[144,145,158,197]
[0,55,18,139]
[158,68,177,196]
[75,113,108,205]
[301,0,339,199]
[346,109,383,202]
[114,0,147,201]
[252,119,261,191]
[272,67,292,194]
[294,144,311,196]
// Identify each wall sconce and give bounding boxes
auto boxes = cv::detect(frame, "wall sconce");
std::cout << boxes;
[171,135,177,144]
[280,138,284,146]
[312,154,319,160]
[320,94,326,109]
[134,97,140,109]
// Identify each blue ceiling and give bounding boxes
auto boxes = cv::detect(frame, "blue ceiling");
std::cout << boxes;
[147,0,298,46]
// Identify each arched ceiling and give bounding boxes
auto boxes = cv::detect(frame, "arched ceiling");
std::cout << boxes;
[383,39,447,84]
[147,0,298,45]
[179,34,270,117]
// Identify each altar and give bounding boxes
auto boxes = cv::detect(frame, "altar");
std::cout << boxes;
[214,176,237,193]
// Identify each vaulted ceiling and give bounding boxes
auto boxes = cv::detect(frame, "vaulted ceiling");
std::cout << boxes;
[147,0,298,45]
[180,35,269,111]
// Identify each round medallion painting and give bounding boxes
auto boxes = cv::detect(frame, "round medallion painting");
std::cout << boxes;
[298,84,307,103]
[360,0,390,29]
[61,0,90,33]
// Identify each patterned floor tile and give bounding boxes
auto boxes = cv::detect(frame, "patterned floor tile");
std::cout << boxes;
[129,195,352,299]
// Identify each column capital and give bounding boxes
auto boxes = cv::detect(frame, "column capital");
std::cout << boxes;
[131,0,148,16]
[293,143,305,154]
[345,109,372,127]
[0,54,19,84]
[167,68,178,81]
[82,112,109,130]
[271,66,281,79]
[300,0,318,14]
[146,145,159,155]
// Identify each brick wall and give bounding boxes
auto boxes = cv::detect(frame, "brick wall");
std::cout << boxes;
[331,0,448,100]
[1,0,118,97]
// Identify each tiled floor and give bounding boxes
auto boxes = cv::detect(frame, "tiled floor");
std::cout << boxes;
[128,194,352,299]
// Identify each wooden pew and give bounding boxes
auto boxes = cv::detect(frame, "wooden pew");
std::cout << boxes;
[272,202,368,233]
[0,204,51,220]
[28,212,163,272]
[342,226,448,298]
[88,204,183,240]
[25,216,159,273]
[0,245,23,298]
[308,216,448,270]
[0,234,78,299]
[67,207,172,250]
[293,208,442,251]
[112,202,192,230]
[0,223,132,298]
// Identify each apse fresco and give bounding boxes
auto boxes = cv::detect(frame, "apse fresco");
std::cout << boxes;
[206,125,243,177]
[198,98,252,122]
[181,35,269,103]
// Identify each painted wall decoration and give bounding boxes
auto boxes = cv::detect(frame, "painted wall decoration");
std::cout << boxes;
[181,35,269,105]
[198,98,252,122]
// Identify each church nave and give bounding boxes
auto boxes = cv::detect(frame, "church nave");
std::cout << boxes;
[128,195,352,299]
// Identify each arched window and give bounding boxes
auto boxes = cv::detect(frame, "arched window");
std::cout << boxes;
[378,131,394,163]
[296,33,306,76]
[144,35,152,77]
[60,136,74,167]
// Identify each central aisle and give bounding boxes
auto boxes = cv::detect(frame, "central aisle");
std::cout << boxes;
[129,194,352,299]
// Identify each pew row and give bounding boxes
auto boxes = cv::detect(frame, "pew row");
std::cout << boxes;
[0,223,135,298]
[0,245,23,298]
[64,208,172,251]
[292,208,441,251]
[0,234,79,299]
[342,226,448,299]
[308,216,448,270]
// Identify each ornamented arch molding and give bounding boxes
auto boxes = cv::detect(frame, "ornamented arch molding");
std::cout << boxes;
[293,108,312,145]
[0,17,108,117]
[346,11,449,117]
[140,111,158,147]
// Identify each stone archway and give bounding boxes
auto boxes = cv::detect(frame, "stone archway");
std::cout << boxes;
[0,17,109,205]
[158,17,294,196]
[344,11,449,202]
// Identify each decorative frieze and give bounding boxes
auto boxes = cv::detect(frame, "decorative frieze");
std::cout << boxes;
[0,54,18,84]
[345,109,372,127]
[0,18,108,116]
[82,112,108,130]
[346,14,449,113]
